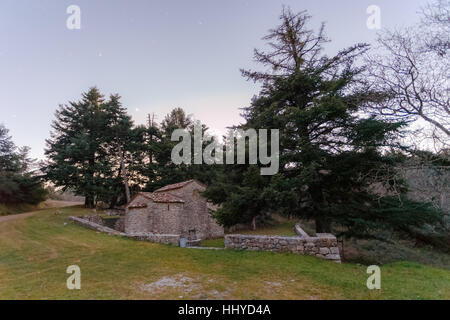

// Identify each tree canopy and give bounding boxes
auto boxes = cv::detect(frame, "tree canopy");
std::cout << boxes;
[204,8,445,237]
[0,124,47,205]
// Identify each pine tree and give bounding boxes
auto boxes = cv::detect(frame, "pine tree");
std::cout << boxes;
[205,8,444,237]
[0,124,47,206]
[0,124,20,172]
[142,107,221,191]
[44,87,133,208]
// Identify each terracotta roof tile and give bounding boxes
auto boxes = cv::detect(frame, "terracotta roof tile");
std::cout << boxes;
[154,180,196,192]
[139,192,184,203]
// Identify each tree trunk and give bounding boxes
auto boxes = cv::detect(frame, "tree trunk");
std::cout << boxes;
[85,156,95,208]
[251,216,257,231]
[310,184,331,233]
[315,216,331,233]
[109,167,122,208]
[85,195,95,208]
[118,146,131,203]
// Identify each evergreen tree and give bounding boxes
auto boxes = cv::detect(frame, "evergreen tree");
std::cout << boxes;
[143,107,221,191]
[0,124,47,206]
[44,87,133,208]
[205,9,444,237]
[0,124,20,172]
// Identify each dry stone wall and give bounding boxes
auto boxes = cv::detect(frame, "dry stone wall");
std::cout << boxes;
[68,216,123,235]
[105,208,125,216]
[69,214,341,263]
[225,225,341,262]
[124,232,180,245]
[68,216,180,246]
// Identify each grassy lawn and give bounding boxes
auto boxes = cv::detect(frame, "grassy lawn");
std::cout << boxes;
[201,238,225,248]
[239,221,298,236]
[0,206,449,299]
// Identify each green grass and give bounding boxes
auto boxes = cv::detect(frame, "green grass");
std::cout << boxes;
[201,238,225,248]
[0,206,449,299]
[238,221,298,236]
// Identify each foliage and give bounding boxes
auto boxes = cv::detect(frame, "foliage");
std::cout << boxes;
[204,8,445,238]
[44,87,134,207]
[0,124,47,205]
[44,89,221,207]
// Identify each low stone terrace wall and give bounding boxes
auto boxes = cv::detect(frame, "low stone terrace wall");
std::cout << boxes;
[124,233,180,246]
[69,215,341,262]
[104,208,126,216]
[68,216,179,246]
[224,224,341,262]
[68,216,121,235]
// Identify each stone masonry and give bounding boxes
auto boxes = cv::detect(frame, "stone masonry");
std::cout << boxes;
[225,224,341,262]
[69,215,341,262]
[124,180,224,239]
[68,215,180,246]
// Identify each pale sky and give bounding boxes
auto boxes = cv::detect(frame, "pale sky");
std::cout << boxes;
[0,0,430,159]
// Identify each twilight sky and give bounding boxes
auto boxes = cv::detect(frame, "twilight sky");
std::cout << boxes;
[0,0,429,159]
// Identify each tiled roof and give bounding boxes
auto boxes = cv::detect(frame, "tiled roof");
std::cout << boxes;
[125,179,206,207]
[154,180,197,193]
[139,192,184,203]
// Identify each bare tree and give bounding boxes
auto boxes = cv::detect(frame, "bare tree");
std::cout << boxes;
[364,0,449,150]
[421,0,450,56]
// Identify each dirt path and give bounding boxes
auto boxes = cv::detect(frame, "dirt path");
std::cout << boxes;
[0,200,83,223]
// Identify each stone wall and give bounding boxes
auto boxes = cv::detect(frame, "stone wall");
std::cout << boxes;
[124,200,184,235]
[68,216,180,246]
[124,232,180,246]
[155,202,184,235]
[69,215,340,261]
[105,208,126,216]
[123,181,224,239]
[114,217,125,232]
[68,216,122,235]
[163,181,224,239]
[225,225,341,262]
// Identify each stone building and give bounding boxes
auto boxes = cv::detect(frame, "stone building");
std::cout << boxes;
[124,180,224,240]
